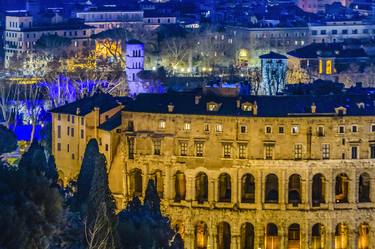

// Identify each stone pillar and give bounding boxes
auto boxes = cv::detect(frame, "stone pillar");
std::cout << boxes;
[302,177,309,207]
[212,226,218,249]
[280,170,286,210]
[326,222,334,249]
[186,175,193,202]
[301,221,308,249]
[165,167,172,200]
[257,171,263,210]
[214,177,219,203]
[348,170,356,206]
[327,170,334,210]
[254,224,263,249]
[209,178,215,203]
[237,173,242,205]
[370,176,375,204]
[348,226,356,249]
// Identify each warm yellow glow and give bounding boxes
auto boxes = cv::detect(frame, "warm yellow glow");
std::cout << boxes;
[319,60,323,74]
[95,40,122,59]
[326,60,332,75]
[239,49,248,57]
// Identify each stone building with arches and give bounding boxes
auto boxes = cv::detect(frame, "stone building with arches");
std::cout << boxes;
[51,91,375,249]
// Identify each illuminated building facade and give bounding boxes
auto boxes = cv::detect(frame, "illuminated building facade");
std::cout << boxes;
[52,91,375,249]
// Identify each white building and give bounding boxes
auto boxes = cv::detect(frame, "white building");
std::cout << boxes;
[126,39,145,95]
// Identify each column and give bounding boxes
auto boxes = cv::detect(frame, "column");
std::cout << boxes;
[326,222,334,249]
[280,170,286,210]
[237,173,242,205]
[348,170,356,206]
[209,178,215,203]
[327,170,334,210]
[257,171,263,210]
[231,235,239,249]
[232,171,238,205]
[254,224,263,249]
[186,175,193,202]
[303,177,309,208]
[348,226,356,249]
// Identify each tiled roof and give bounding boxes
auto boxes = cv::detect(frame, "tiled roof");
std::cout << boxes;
[125,92,375,117]
[50,92,123,116]
[287,42,368,59]
[98,112,122,131]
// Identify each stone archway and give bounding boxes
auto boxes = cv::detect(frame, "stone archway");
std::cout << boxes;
[217,222,231,249]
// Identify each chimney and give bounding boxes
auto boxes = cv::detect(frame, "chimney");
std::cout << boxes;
[168,103,174,113]
[311,102,316,113]
[195,96,201,105]
[76,107,80,115]
[253,101,258,115]
[236,99,241,108]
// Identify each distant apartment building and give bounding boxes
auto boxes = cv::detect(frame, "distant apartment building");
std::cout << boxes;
[3,11,94,72]
[75,6,144,33]
[298,0,353,13]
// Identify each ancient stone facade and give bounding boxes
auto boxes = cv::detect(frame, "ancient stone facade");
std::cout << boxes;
[52,92,375,249]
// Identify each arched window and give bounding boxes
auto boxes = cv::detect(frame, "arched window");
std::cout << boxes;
[174,171,186,202]
[129,168,142,197]
[312,174,326,206]
[151,170,163,198]
[359,173,370,203]
[196,172,208,203]
[265,174,279,203]
[312,223,325,249]
[358,223,369,249]
[195,221,208,249]
[241,174,255,203]
[335,223,348,249]
[218,173,231,202]
[335,173,349,203]
[241,223,254,249]
[288,224,300,249]
[217,222,231,249]
[265,223,279,249]
[288,174,301,204]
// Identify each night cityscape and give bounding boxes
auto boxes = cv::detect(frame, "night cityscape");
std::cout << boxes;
[0,0,375,248]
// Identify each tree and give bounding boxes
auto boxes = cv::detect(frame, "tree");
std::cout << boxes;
[35,34,72,56]
[0,146,64,249]
[263,60,287,95]
[75,139,100,212]
[248,67,262,95]
[0,80,20,129]
[287,65,311,84]
[18,140,48,176]
[0,125,17,155]
[85,148,119,249]
[118,180,183,249]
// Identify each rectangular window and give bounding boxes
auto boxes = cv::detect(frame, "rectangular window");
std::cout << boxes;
[67,144,70,152]
[72,153,75,159]
[57,143,61,151]
[128,138,135,159]
[81,129,84,139]
[57,114,61,121]
[67,127,70,136]
[351,146,358,159]
[81,118,84,125]
[265,126,272,134]
[153,140,161,155]
[371,124,375,133]
[204,123,210,132]
[184,122,191,131]
[291,125,299,134]
[159,120,166,129]
[239,144,247,159]
[338,125,345,134]
[322,144,330,159]
[216,124,223,133]
[67,115,70,122]
[105,144,109,152]
[72,116,75,124]
[195,141,204,157]
[294,144,303,160]
[71,128,74,137]
[352,125,358,133]
[264,144,273,160]
[223,144,231,158]
[370,145,375,159]
[278,126,284,134]
[180,141,188,156]
[317,126,325,136]
[240,125,247,134]
[57,125,61,138]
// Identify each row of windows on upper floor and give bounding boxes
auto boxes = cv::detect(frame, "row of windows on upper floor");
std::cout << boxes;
[57,114,85,125]
[8,21,32,29]
[78,13,142,21]
[5,30,90,39]
[127,138,375,160]
[311,28,375,36]
[154,120,375,135]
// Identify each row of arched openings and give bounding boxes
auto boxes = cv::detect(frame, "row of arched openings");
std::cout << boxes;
[128,169,371,205]
[194,222,369,249]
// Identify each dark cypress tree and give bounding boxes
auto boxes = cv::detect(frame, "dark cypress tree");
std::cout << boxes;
[0,125,17,155]
[144,179,161,215]
[86,152,119,249]
[47,155,59,184]
[18,140,48,175]
[75,139,100,211]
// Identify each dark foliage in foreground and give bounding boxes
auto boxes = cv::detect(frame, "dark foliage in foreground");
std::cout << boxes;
[0,125,17,155]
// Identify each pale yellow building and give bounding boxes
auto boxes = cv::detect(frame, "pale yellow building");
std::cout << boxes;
[52,90,375,249]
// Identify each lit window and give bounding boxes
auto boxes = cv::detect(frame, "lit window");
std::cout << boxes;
[242,103,252,111]
[338,125,345,134]
[352,125,358,133]
[57,143,61,151]
[216,124,223,133]
[326,60,332,75]
[264,144,273,160]
[291,126,299,134]
[223,143,231,158]
[153,140,161,155]
[265,126,272,134]
[184,122,191,131]
[195,141,204,157]
[207,103,217,111]
[159,120,166,129]
[322,144,330,159]
[105,144,109,152]
[179,141,188,156]
[57,125,61,138]
[239,144,247,159]
[294,144,302,160]
[240,125,247,134]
